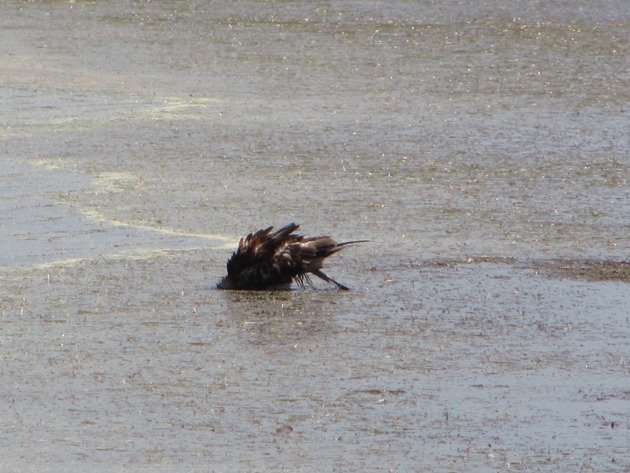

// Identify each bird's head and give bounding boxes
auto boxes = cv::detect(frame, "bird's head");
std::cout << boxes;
[216,276,236,290]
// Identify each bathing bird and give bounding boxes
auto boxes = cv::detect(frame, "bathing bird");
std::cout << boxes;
[217,223,365,290]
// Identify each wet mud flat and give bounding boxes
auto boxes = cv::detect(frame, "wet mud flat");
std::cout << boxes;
[534,259,630,282]
[425,256,630,282]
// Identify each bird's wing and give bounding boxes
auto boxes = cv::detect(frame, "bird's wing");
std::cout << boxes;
[275,236,337,271]
[227,223,301,277]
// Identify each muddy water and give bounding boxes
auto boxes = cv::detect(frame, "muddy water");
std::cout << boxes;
[1,1,628,471]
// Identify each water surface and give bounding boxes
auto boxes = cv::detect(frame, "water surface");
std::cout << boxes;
[1,1,628,471]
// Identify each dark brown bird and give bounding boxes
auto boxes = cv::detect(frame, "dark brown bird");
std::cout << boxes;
[217,223,365,290]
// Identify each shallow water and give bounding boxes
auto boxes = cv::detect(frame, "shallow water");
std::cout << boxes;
[1,1,628,471]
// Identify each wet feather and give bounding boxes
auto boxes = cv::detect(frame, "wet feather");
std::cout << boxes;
[217,223,366,290]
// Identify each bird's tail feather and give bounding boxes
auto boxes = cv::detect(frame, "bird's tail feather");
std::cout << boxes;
[335,239,370,247]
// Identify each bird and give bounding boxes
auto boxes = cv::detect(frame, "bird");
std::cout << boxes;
[217,223,366,290]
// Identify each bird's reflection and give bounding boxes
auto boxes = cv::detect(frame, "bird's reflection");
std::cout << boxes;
[220,289,343,347]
